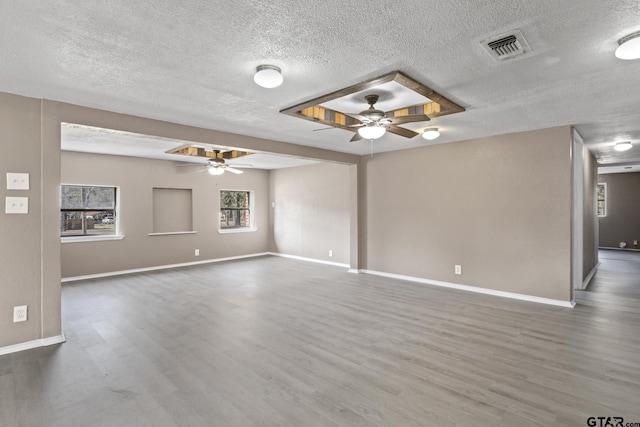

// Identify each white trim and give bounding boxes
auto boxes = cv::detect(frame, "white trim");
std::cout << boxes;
[0,333,66,356]
[148,231,197,236]
[218,228,257,234]
[61,253,271,282]
[599,246,640,252]
[572,129,584,292]
[268,252,350,268]
[347,269,360,274]
[361,269,575,308]
[61,234,125,243]
[582,262,600,290]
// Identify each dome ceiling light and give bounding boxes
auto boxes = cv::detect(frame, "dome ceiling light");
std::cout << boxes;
[253,65,283,88]
[358,123,387,140]
[422,128,440,140]
[613,141,633,151]
[615,31,640,60]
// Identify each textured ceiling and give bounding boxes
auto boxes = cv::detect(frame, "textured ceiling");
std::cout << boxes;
[1,1,640,166]
[61,124,319,170]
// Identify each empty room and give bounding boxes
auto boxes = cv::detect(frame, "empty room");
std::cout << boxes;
[1,2,640,426]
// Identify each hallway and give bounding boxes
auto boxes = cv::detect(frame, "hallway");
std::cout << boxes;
[576,249,640,312]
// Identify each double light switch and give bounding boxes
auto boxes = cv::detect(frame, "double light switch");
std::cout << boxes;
[5,173,30,214]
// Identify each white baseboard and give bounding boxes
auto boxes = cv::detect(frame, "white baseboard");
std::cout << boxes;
[361,269,575,308]
[268,252,350,268]
[581,263,600,290]
[0,333,66,356]
[599,246,640,252]
[62,253,271,282]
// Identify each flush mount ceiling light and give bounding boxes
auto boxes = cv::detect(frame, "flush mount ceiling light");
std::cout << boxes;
[615,31,640,60]
[253,65,283,88]
[613,141,633,151]
[358,123,386,140]
[422,128,440,140]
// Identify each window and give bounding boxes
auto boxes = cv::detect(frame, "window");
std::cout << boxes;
[220,190,253,231]
[597,183,607,217]
[61,185,117,237]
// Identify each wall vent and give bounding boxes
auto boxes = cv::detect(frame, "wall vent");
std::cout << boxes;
[482,29,532,62]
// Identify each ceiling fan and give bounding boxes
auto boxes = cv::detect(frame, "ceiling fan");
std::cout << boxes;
[317,94,431,142]
[204,156,244,175]
[178,150,245,175]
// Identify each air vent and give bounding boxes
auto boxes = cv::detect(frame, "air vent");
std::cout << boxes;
[482,29,532,62]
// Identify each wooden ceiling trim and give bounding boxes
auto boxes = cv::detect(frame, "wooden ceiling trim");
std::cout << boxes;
[281,71,464,138]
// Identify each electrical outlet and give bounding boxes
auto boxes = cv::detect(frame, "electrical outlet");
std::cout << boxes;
[329,250,333,257]
[195,249,200,256]
[13,305,27,322]
[455,265,462,275]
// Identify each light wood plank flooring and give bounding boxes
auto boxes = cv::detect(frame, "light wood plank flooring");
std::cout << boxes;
[2,253,640,427]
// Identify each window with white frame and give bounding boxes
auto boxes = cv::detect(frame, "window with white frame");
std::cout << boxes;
[219,190,254,230]
[61,185,117,237]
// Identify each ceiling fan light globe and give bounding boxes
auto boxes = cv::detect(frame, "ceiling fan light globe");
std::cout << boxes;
[254,65,283,88]
[422,128,440,140]
[358,125,386,140]
[615,32,640,60]
[208,166,225,175]
[613,142,632,152]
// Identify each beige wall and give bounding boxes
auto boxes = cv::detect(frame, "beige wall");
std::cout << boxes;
[363,126,573,301]
[582,147,598,279]
[268,163,351,264]
[0,93,54,347]
[598,172,640,249]
[0,91,358,349]
[61,152,270,278]
[0,89,580,350]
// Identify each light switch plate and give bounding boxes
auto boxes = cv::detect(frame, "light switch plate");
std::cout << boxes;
[6,173,29,190]
[5,197,29,214]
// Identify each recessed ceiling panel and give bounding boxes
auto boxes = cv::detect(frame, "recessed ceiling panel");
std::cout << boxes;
[320,81,431,113]
[61,123,319,169]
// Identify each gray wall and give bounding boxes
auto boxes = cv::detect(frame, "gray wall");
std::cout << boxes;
[582,147,598,279]
[598,172,640,249]
[0,91,358,349]
[362,126,573,301]
[0,93,57,347]
[0,89,580,350]
[268,163,351,264]
[61,152,270,278]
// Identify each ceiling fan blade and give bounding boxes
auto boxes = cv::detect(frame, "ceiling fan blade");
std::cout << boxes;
[313,127,338,131]
[350,132,362,142]
[225,167,244,174]
[176,163,207,167]
[388,114,430,125]
[225,163,253,168]
[387,126,419,139]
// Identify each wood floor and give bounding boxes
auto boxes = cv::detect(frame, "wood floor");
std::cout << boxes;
[2,252,640,427]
